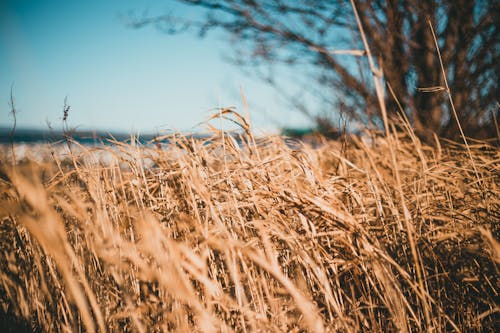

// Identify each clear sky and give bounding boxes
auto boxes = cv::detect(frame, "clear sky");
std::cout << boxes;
[0,0,311,134]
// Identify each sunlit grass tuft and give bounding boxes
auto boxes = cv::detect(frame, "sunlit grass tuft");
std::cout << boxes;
[0,113,498,332]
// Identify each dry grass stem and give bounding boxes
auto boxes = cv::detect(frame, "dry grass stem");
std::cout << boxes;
[0,113,498,332]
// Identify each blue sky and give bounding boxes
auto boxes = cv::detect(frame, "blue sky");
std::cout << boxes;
[0,0,311,133]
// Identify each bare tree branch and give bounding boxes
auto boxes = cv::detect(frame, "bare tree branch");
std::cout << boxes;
[132,0,499,140]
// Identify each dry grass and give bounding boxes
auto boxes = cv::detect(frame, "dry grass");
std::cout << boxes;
[0,113,499,332]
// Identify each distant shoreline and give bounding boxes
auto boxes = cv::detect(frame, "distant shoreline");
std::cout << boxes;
[0,127,210,145]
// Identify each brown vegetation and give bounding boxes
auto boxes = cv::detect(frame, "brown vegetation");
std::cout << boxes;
[0,113,498,332]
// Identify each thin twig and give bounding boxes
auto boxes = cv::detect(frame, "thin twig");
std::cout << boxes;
[8,84,17,165]
[427,20,482,188]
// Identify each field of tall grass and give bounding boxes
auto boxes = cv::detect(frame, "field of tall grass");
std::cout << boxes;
[0,112,499,332]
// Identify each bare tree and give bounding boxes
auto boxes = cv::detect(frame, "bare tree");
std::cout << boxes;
[133,0,499,141]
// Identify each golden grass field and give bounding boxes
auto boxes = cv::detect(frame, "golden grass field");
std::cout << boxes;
[0,113,499,332]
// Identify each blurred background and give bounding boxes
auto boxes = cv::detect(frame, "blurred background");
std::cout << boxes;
[0,0,310,136]
[1,0,498,141]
